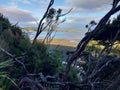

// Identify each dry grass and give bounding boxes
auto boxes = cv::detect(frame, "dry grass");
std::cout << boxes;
[37,38,79,47]
[37,39,120,57]
[50,39,78,47]
[37,38,79,55]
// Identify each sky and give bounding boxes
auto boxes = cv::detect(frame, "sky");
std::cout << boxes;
[0,0,116,30]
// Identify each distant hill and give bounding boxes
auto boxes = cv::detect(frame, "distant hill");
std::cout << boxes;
[22,27,37,31]
[22,27,82,33]
[57,28,81,32]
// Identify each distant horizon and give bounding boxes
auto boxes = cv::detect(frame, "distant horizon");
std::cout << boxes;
[28,31,85,40]
[22,26,88,32]
[22,26,86,30]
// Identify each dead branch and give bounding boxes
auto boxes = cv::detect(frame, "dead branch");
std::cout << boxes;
[42,8,72,45]
[106,75,120,90]
[20,73,92,89]
[0,47,29,74]
[106,30,120,55]
[32,0,54,45]
[59,8,73,17]
[64,0,120,81]
[19,77,47,90]
[27,0,71,49]
[89,58,120,81]
[19,64,120,90]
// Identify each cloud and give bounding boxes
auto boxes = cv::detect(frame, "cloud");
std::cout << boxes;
[20,21,38,27]
[0,6,38,27]
[59,15,101,30]
[8,0,51,9]
[0,0,115,29]
[9,0,31,5]
[32,0,50,5]
[57,0,115,29]
[65,0,113,12]
[0,0,58,27]
[22,0,31,4]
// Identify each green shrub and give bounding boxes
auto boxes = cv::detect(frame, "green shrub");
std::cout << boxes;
[0,13,64,89]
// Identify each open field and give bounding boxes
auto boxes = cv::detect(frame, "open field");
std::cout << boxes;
[49,38,78,47]
[37,38,80,56]
[37,38,80,47]
[37,39,120,57]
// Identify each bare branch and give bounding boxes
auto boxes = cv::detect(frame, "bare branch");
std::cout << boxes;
[32,0,54,45]
[106,30,120,55]
[19,77,47,90]
[64,1,120,81]
[0,47,29,73]
[59,8,72,17]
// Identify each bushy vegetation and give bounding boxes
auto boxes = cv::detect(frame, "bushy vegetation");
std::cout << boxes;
[0,0,120,89]
[0,13,65,89]
[94,14,120,42]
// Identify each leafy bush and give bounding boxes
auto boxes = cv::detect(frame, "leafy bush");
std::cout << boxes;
[0,13,64,89]
[0,60,19,90]
[26,45,63,75]
[68,67,79,81]
[93,14,120,41]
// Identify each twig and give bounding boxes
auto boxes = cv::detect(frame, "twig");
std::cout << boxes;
[0,47,29,74]
[106,30,120,55]
[59,8,72,17]
[32,0,54,45]
[19,77,47,90]
[64,0,120,81]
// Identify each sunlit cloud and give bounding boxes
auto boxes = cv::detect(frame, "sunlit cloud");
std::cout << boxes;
[0,6,38,27]
[65,0,112,10]
[0,0,116,29]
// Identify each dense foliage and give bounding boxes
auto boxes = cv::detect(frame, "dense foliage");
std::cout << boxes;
[93,14,120,41]
[0,13,64,89]
[0,0,120,89]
